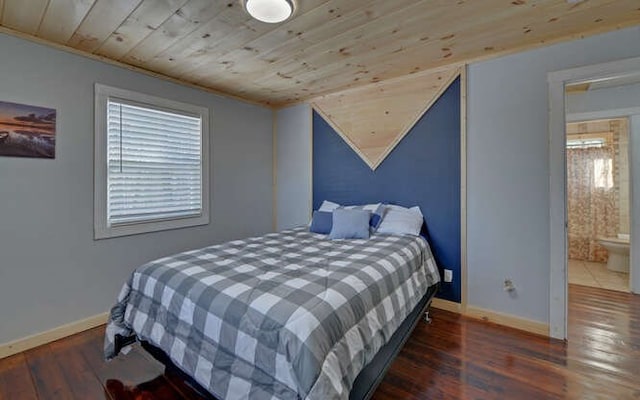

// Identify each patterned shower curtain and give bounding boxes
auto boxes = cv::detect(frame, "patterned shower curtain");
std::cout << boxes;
[567,146,619,262]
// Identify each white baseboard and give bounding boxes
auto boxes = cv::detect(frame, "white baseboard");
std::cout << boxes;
[430,298,549,337]
[465,305,549,337]
[0,312,109,359]
[431,298,463,313]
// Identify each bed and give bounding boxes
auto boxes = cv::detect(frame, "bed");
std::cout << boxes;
[105,227,441,400]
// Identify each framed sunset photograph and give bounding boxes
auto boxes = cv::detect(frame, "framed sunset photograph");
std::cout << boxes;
[0,100,56,158]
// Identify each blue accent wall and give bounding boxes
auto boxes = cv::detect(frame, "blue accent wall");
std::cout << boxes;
[313,78,461,302]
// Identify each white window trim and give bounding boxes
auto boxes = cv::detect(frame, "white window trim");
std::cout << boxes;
[94,83,210,239]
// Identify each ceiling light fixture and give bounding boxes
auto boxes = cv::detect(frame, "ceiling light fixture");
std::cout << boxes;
[243,0,295,24]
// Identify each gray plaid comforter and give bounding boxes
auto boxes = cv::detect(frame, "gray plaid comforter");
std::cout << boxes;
[105,228,440,400]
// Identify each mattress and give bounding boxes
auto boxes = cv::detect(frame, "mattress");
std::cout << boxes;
[105,228,440,400]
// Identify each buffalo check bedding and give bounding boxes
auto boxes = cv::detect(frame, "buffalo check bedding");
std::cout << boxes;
[105,228,440,400]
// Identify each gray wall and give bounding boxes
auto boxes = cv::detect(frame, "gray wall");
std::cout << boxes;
[467,26,640,323]
[0,33,273,344]
[567,82,640,118]
[276,104,312,230]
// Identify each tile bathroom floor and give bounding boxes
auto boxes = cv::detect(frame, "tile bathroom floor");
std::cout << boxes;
[568,258,629,292]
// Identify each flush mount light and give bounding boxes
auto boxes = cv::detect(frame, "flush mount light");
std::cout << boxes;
[243,0,295,24]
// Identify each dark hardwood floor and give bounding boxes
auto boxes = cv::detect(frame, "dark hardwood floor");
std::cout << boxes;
[1,284,639,400]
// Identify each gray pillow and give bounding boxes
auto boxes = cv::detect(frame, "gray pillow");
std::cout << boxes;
[329,209,371,240]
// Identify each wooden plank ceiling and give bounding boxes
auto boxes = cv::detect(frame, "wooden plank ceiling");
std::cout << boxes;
[0,0,638,107]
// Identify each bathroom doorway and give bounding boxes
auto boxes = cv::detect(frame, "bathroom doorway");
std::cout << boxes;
[548,56,640,340]
[565,118,631,293]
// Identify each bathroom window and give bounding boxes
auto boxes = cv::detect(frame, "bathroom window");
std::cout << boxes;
[593,158,613,189]
[566,138,606,149]
[566,132,614,190]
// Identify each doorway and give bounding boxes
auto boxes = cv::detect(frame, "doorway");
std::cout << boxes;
[565,117,631,293]
[548,56,640,340]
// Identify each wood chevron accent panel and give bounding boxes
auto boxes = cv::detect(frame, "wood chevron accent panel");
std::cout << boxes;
[0,1,637,106]
[311,66,460,170]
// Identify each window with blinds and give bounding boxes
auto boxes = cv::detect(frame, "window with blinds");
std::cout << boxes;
[95,84,209,239]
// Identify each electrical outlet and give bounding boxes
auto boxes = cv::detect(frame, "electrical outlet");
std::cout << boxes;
[504,279,516,292]
[444,269,453,283]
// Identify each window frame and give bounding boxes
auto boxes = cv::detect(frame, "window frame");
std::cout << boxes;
[94,83,210,239]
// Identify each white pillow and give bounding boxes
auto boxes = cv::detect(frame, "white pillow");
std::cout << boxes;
[318,200,340,212]
[343,203,382,211]
[376,205,424,236]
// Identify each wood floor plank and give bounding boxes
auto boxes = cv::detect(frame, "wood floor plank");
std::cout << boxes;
[74,326,116,375]
[1,284,640,399]
[24,344,75,400]
[0,353,38,400]
[48,335,108,400]
[374,284,640,400]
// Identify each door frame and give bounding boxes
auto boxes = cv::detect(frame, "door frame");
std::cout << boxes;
[548,56,640,340]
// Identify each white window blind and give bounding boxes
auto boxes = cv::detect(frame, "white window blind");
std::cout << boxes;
[95,84,209,239]
[566,138,605,149]
[107,100,203,225]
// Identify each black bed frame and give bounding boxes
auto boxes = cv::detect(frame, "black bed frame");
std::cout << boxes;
[115,283,440,400]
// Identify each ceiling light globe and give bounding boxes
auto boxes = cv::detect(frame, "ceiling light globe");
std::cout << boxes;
[245,0,293,24]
